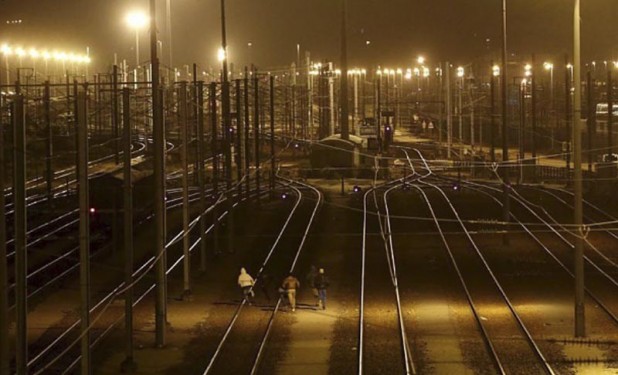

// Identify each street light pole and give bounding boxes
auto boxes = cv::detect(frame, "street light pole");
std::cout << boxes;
[166,0,173,80]
[572,0,585,338]
[501,0,511,246]
[149,0,167,348]
[220,0,234,252]
[340,0,349,140]
[135,29,140,70]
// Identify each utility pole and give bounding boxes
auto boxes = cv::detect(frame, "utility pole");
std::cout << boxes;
[77,90,91,375]
[586,70,594,172]
[0,94,8,375]
[573,0,585,338]
[376,71,382,153]
[490,63,496,162]
[565,54,572,177]
[244,67,251,196]
[340,0,349,140]
[13,94,27,375]
[220,0,234,254]
[519,81,525,184]
[254,71,261,202]
[196,81,207,272]
[210,82,220,254]
[236,80,243,198]
[531,55,538,179]
[501,0,511,246]
[44,81,53,204]
[180,82,191,297]
[150,0,167,347]
[446,62,452,158]
[270,75,276,195]
[608,68,614,177]
[120,87,137,373]
[112,65,120,165]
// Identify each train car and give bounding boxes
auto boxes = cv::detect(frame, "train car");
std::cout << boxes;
[89,168,155,229]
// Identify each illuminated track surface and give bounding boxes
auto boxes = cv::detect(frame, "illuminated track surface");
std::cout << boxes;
[200,177,322,375]
[357,159,418,375]
[397,148,555,374]
[458,179,618,327]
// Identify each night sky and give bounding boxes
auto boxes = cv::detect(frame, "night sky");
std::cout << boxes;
[0,0,616,71]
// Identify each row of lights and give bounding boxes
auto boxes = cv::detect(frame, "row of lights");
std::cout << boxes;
[0,44,91,64]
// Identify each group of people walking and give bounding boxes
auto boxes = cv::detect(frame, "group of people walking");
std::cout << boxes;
[237,265,329,312]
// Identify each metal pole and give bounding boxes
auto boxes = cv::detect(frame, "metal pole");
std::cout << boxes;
[120,87,137,372]
[197,81,207,272]
[438,64,444,154]
[340,0,349,140]
[270,75,276,194]
[244,67,251,196]
[235,79,243,198]
[254,71,261,201]
[44,81,53,203]
[376,72,382,153]
[446,63,452,158]
[211,82,219,194]
[220,0,234,254]
[520,81,525,184]
[77,90,91,375]
[458,76,463,151]
[210,82,220,254]
[150,0,167,347]
[112,65,120,165]
[565,55,572,176]
[329,70,335,136]
[180,81,191,297]
[0,94,8,375]
[573,0,585,337]
[501,0,510,246]
[13,95,27,375]
[586,70,594,172]
[608,69,613,167]
[135,29,140,71]
[490,64,496,162]
[532,55,537,167]
[166,0,173,80]
[354,73,359,136]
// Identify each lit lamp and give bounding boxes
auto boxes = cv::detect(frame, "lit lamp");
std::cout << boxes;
[126,10,149,68]
[217,47,226,62]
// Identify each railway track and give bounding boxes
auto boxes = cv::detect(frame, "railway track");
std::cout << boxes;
[27,182,264,374]
[401,148,555,374]
[200,178,322,374]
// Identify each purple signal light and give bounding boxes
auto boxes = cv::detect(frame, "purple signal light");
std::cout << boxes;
[385,126,391,131]
[353,185,361,193]
[281,193,288,199]
[89,207,96,214]
[452,184,459,191]
[294,143,300,148]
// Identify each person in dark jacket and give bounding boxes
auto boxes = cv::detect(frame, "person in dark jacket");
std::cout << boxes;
[305,265,319,306]
[315,268,330,310]
[281,273,300,312]
[260,273,274,302]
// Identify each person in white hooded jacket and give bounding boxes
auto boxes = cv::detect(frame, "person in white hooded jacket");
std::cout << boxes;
[238,267,255,304]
